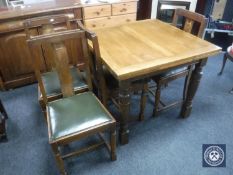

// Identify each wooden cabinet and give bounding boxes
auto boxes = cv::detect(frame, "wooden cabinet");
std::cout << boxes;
[0,8,83,90]
[84,4,111,19]
[112,1,137,15]
[0,1,139,90]
[83,0,138,30]
[85,13,136,29]
[0,28,46,89]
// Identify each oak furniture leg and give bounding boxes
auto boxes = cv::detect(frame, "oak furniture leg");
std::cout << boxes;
[183,67,192,101]
[139,82,148,121]
[0,100,8,119]
[181,59,207,118]
[51,143,67,175]
[119,81,130,145]
[110,127,117,161]
[153,82,161,117]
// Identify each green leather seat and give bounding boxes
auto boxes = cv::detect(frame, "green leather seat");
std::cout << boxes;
[47,92,114,141]
[41,67,88,97]
[153,67,188,80]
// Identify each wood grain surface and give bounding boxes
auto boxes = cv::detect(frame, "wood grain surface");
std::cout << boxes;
[94,20,221,80]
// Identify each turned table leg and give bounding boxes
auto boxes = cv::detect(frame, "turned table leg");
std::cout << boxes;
[181,59,207,118]
[119,81,130,144]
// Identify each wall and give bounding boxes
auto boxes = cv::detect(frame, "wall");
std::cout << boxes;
[151,0,197,19]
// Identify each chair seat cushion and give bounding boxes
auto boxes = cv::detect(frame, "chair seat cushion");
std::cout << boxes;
[41,67,88,97]
[47,92,114,141]
[153,67,188,80]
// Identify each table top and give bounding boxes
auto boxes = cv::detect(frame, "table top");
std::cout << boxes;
[94,20,221,81]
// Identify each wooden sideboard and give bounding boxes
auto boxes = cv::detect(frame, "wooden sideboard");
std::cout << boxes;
[0,0,138,90]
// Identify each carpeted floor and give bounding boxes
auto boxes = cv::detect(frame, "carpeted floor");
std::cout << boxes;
[0,53,233,175]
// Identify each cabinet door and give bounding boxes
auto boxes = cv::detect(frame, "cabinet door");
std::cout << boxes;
[0,29,46,89]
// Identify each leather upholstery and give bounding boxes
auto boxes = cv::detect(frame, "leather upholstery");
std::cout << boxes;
[47,92,114,141]
[41,67,88,97]
[154,67,188,79]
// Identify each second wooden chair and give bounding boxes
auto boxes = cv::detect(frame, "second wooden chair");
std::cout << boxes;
[24,15,88,111]
[151,8,207,116]
[27,29,117,175]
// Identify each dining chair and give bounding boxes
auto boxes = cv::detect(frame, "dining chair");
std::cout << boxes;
[24,15,88,112]
[0,99,8,141]
[219,45,233,75]
[218,45,233,94]
[76,21,148,121]
[27,29,117,175]
[157,0,190,23]
[151,8,207,116]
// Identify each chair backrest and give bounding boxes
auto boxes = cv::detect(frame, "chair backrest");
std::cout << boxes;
[172,8,207,38]
[27,29,93,103]
[76,21,106,100]
[24,15,71,37]
[24,15,73,72]
[157,0,190,22]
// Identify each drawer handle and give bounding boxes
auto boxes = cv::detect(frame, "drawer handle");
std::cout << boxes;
[120,8,127,12]
[92,24,96,28]
[126,19,131,22]
[96,11,100,15]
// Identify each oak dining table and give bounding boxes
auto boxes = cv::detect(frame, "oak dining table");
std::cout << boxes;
[93,19,221,144]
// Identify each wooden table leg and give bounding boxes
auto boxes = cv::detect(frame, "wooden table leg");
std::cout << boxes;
[181,59,207,118]
[119,81,130,144]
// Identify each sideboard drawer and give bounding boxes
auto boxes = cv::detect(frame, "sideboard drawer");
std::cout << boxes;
[84,5,111,19]
[85,13,136,29]
[112,2,137,15]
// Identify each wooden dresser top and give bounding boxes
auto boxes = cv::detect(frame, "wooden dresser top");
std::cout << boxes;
[0,0,138,21]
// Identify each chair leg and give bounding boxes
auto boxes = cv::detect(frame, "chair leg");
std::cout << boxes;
[139,83,148,121]
[153,82,161,117]
[110,127,117,161]
[51,143,67,175]
[0,100,8,119]
[0,119,7,142]
[100,88,108,109]
[183,67,192,101]
[218,53,227,75]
